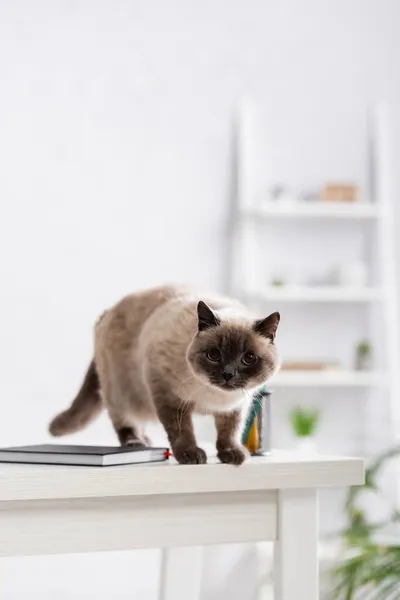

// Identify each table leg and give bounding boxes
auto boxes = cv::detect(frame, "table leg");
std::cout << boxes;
[159,546,203,600]
[273,488,318,600]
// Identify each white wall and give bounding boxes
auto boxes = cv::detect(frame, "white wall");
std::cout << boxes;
[1,1,400,598]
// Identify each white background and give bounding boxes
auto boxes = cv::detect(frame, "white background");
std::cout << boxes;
[1,1,400,598]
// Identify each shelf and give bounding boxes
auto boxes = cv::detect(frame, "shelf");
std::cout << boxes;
[242,202,380,220]
[267,370,386,388]
[245,286,381,303]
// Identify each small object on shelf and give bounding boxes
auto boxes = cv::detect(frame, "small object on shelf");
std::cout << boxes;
[290,406,320,454]
[271,277,285,287]
[267,185,296,205]
[242,387,271,455]
[269,185,286,201]
[321,183,358,203]
[355,339,373,371]
[281,360,341,371]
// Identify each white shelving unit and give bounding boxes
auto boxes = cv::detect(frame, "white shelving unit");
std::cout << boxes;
[243,202,380,220]
[268,370,386,388]
[229,101,400,467]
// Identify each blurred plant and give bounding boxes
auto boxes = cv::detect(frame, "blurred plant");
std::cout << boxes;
[290,406,320,437]
[271,278,285,287]
[355,340,372,371]
[333,446,400,599]
[356,340,371,357]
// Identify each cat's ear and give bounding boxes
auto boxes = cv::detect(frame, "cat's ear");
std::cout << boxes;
[197,301,220,332]
[254,312,280,340]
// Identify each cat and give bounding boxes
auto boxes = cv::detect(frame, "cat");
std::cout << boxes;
[49,285,281,465]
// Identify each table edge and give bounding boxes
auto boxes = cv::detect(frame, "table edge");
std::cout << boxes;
[0,456,365,502]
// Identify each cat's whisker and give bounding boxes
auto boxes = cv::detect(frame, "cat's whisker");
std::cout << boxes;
[242,389,253,404]
[178,393,200,433]
[176,396,189,430]
[175,376,200,431]
[177,384,202,432]
[177,395,193,432]
[241,390,251,414]
[191,389,203,417]
[174,374,195,396]
[186,385,204,413]
[242,389,261,427]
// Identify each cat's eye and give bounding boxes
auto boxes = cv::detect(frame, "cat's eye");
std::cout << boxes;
[242,351,257,366]
[206,348,221,362]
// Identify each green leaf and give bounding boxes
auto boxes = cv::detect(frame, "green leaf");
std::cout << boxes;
[290,406,320,437]
[333,445,400,599]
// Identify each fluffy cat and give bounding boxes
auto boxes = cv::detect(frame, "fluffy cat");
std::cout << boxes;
[49,285,281,465]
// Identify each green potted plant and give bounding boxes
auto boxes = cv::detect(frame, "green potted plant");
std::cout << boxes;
[290,406,320,454]
[355,340,372,371]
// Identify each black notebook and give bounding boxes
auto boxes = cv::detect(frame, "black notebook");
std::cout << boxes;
[0,444,169,467]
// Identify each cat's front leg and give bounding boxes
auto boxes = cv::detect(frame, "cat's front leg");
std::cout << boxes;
[154,395,207,465]
[215,410,249,466]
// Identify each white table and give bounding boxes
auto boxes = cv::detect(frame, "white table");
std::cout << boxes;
[0,452,363,600]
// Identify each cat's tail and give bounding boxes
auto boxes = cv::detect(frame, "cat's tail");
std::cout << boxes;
[49,360,103,437]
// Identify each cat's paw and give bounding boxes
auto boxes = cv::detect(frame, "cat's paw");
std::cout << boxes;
[217,445,249,466]
[174,446,207,465]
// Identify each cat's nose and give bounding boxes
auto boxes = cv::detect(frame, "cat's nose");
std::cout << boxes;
[222,369,235,382]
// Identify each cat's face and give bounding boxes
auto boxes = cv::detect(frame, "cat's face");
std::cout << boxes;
[187,301,281,392]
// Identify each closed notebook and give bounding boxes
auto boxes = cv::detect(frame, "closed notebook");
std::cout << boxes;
[0,444,169,467]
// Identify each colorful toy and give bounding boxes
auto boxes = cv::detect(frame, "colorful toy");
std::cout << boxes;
[242,387,271,455]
